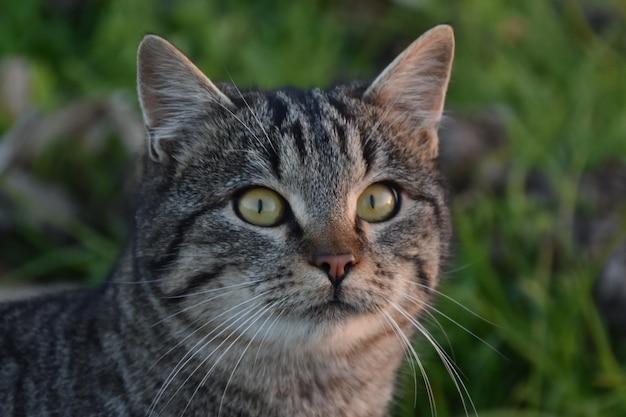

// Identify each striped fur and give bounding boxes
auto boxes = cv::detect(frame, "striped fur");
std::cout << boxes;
[1,25,454,416]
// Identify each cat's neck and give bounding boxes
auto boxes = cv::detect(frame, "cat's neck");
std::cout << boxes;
[213,329,405,417]
[129,321,405,417]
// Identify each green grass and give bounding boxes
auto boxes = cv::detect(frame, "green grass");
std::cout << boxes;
[1,0,626,416]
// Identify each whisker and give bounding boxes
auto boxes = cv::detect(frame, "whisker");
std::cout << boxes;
[108,278,165,284]
[181,302,274,416]
[387,301,478,417]
[411,302,457,361]
[391,286,505,359]
[226,72,277,154]
[205,93,270,157]
[148,291,271,416]
[380,309,437,417]
[163,279,264,300]
[150,280,266,328]
[217,299,286,416]
[151,289,233,328]
[200,74,274,158]
[252,299,287,370]
[396,277,500,328]
[362,95,397,150]
[149,300,260,416]
[441,259,481,275]
[377,306,419,408]
[148,289,272,375]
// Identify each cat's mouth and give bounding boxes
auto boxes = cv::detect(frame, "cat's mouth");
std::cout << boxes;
[305,297,362,322]
[291,285,373,322]
[327,298,350,308]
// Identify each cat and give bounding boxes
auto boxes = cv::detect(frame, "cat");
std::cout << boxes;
[0,24,454,417]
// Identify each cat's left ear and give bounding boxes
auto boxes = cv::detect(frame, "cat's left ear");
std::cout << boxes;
[364,25,454,158]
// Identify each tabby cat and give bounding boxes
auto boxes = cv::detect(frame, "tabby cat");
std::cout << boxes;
[0,25,454,417]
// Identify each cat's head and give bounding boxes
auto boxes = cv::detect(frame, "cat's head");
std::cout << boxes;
[133,26,454,349]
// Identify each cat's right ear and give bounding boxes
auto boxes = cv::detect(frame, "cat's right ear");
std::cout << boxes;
[137,34,234,162]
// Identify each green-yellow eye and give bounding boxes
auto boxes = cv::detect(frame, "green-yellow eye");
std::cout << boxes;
[237,187,286,227]
[356,183,398,223]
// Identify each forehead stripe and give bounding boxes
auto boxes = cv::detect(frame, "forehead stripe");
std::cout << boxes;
[266,92,288,128]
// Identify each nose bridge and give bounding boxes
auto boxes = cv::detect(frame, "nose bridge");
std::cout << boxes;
[308,214,361,288]
[308,214,361,257]
[297,168,360,256]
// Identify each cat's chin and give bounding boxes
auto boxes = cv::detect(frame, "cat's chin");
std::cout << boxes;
[304,299,371,325]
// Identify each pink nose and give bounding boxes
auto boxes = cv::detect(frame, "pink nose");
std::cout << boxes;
[314,253,356,286]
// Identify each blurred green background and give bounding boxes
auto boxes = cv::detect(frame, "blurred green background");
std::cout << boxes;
[1,0,626,416]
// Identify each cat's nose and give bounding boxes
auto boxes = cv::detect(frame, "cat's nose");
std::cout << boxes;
[314,253,357,286]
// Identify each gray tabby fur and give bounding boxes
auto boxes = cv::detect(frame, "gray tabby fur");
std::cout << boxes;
[0,25,454,417]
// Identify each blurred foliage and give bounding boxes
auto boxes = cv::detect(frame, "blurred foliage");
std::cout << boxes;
[1,0,626,416]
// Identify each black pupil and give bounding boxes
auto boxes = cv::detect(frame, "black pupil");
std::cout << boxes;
[369,194,375,209]
[257,199,263,214]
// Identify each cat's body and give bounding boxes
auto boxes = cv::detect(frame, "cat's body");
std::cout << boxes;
[0,25,454,417]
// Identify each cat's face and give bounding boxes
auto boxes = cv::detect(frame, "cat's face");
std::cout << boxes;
[133,27,454,350]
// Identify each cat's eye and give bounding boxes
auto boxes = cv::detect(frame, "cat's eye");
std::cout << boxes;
[356,183,398,223]
[236,187,286,227]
